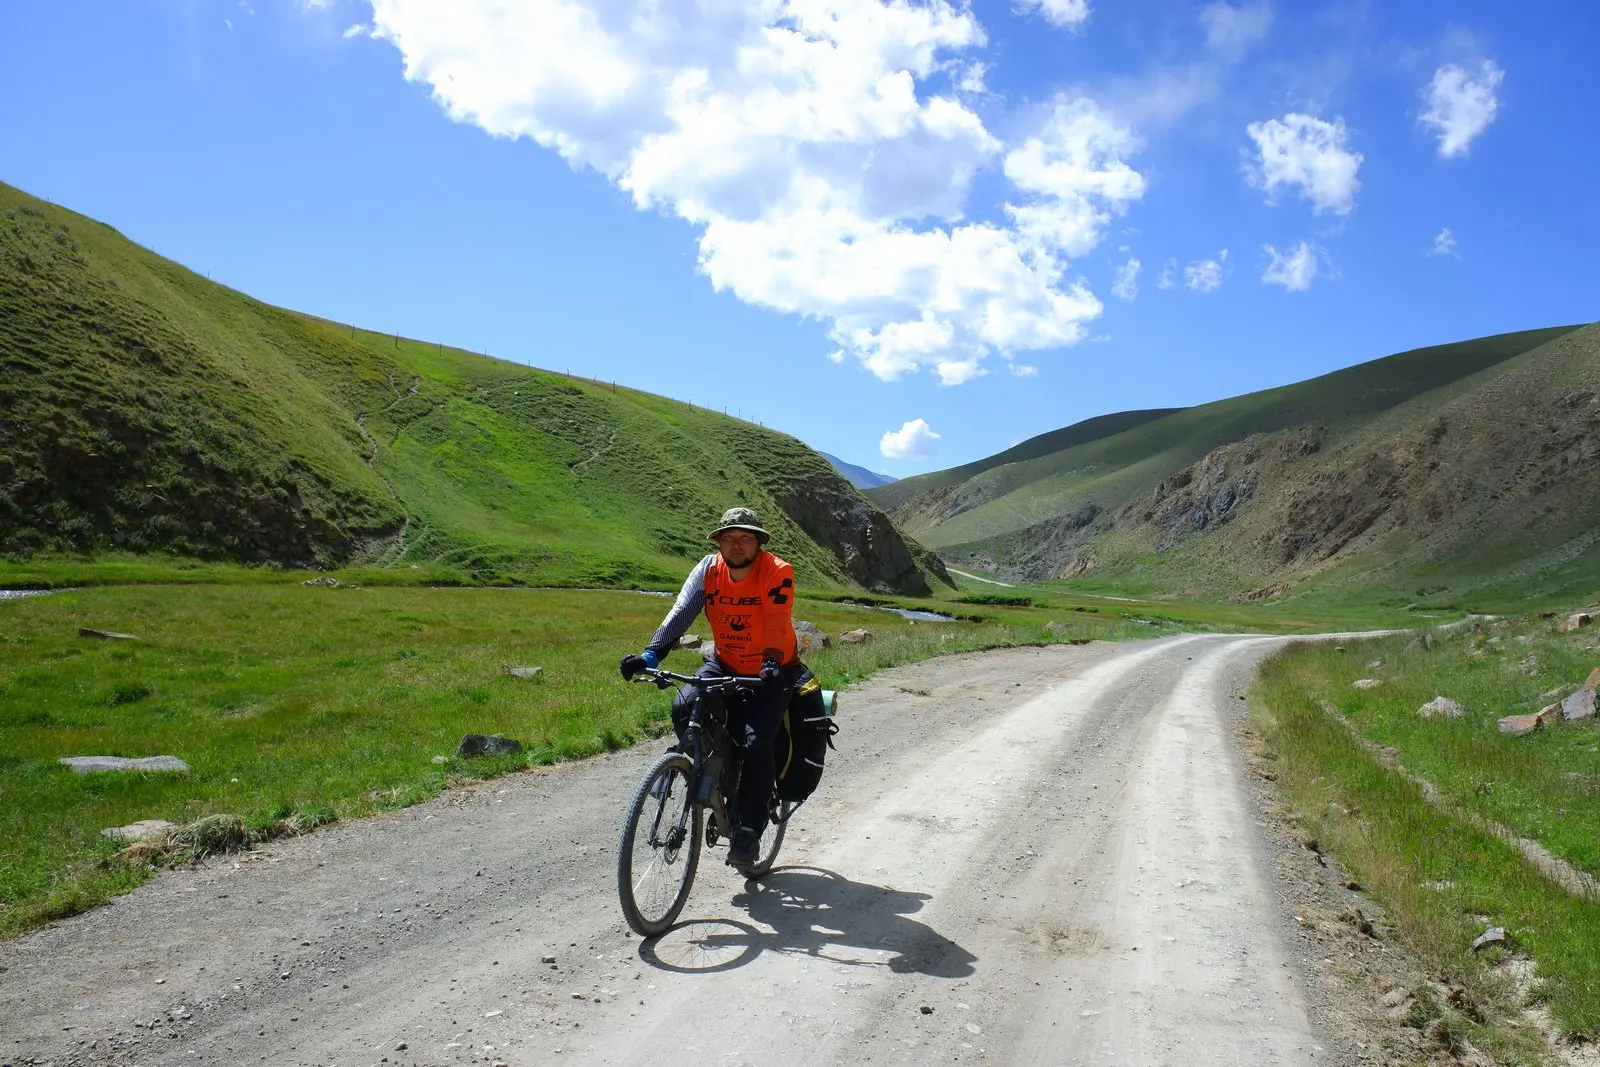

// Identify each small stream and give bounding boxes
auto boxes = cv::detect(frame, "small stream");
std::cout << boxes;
[0,590,53,602]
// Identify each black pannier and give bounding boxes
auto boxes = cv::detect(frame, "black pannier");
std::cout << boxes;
[773,669,838,804]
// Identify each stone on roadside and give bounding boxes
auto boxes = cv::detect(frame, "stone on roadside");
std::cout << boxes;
[676,634,702,650]
[1497,713,1542,736]
[1350,678,1382,690]
[1560,613,1593,632]
[793,621,830,654]
[101,819,176,842]
[457,734,523,758]
[1471,926,1510,951]
[60,755,189,774]
[502,666,542,680]
[1418,696,1464,719]
[1562,687,1596,722]
[839,628,872,644]
[78,628,137,640]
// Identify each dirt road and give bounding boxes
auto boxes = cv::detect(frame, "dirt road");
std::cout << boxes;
[2,634,1357,1066]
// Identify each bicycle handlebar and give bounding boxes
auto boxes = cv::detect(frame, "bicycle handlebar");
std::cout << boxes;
[630,666,768,689]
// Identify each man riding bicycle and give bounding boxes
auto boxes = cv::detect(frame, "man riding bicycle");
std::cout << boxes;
[620,506,803,870]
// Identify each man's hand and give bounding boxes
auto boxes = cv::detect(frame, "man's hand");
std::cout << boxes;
[620,654,650,681]
[759,658,782,683]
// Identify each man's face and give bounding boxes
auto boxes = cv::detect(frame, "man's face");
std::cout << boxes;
[716,530,761,568]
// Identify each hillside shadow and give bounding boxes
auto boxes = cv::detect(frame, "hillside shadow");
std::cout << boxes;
[638,866,976,978]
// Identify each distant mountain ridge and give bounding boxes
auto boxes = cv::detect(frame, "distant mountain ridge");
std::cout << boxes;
[872,323,1598,606]
[0,182,949,594]
[820,452,897,490]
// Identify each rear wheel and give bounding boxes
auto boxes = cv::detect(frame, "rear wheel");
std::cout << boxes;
[618,753,702,936]
[746,799,798,878]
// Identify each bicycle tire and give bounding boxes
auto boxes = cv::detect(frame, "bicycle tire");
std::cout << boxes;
[617,752,702,937]
[746,800,798,878]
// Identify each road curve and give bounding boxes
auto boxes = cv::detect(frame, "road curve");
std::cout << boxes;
[1,634,1348,1067]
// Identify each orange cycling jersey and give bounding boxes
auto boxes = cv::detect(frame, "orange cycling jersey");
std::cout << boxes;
[702,552,797,675]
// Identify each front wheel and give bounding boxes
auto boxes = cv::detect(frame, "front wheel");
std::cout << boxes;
[746,799,799,878]
[618,752,702,936]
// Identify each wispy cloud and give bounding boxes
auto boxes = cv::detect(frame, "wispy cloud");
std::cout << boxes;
[1429,227,1459,257]
[1157,257,1177,290]
[1262,241,1319,291]
[1185,249,1228,292]
[1245,113,1362,215]
[1016,0,1091,31]
[880,419,941,460]
[1200,1,1273,62]
[343,23,368,39]
[1421,61,1504,159]
[1111,256,1140,301]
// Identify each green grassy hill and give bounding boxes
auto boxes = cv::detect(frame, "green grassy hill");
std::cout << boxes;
[878,322,1597,607]
[0,182,946,594]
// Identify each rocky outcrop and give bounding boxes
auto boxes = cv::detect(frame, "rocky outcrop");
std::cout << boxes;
[772,480,947,596]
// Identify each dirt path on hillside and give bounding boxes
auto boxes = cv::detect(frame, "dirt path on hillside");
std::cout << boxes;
[3,636,1376,1067]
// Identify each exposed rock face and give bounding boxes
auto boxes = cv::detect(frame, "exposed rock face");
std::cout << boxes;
[1148,452,1257,552]
[772,483,945,596]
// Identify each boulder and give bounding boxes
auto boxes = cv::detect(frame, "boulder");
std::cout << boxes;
[793,621,830,654]
[1562,687,1596,722]
[1497,713,1542,736]
[102,819,176,842]
[1350,678,1382,690]
[1584,666,1600,691]
[1560,613,1593,632]
[457,734,523,758]
[1471,927,1510,951]
[1537,703,1563,727]
[839,628,872,644]
[677,634,703,650]
[1418,697,1464,719]
[60,755,189,774]
[502,666,543,680]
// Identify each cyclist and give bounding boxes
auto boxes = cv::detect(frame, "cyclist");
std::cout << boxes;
[620,506,801,870]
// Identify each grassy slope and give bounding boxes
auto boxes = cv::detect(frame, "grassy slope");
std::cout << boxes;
[908,325,1578,550]
[1251,617,1600,1038]
[0,181,937,593]
[868,407,1183,512]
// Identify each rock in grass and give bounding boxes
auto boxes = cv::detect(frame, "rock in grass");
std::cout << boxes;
[1562,687,1596,722]
[793,621,830,653]
[457,734,523,758]
[78,627,137,640]
[60,755,189,774]
[1583,666,1600,690]
[1497,713,1542,736]
[1350,678,1382,690]
[676,634,703,649]
[1471,926,1510,951]
[501,666,542,680]
[101,819,176,842]
[839,628,872,644]
[302,576,341,588]
[1418,696,1464,719]
[1537,704,1563,727]
[1560,613,1593,632]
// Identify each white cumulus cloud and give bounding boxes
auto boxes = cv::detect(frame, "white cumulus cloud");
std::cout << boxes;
[1429,227,1459,258]
[1185,249,1227,292]
[369,0,1141,385]
[880,418,941,460]
[1245,113,1362,215]
[1261,241,1318,291]
[1111,256,1140,300]
[1016,0,1091,31]
[1421,61,1504,159]
[1157,257,1177,290]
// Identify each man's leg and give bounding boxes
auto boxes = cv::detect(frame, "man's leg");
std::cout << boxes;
[669,660,725,747]
[728,668,797,865]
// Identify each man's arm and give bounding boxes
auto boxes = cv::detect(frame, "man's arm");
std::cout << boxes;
[642,555,713,664]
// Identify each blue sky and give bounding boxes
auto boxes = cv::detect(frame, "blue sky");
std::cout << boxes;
[2,1,1595,476]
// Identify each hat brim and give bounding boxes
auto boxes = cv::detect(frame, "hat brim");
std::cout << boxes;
[709,524,769,544]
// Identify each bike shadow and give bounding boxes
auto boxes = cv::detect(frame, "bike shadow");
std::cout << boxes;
[638,865,976,978]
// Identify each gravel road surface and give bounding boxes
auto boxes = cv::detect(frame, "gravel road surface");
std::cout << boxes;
[2,633,1358,1066]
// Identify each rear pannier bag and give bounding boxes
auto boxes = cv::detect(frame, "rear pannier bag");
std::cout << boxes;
[774,671,838,805]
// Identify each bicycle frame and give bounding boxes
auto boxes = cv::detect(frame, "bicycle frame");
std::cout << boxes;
[638,667,766,846]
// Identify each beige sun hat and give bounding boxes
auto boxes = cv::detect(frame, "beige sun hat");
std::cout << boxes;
[708,506,770,544]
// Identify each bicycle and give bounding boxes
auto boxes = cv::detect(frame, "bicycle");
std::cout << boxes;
[616,666,802,937]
